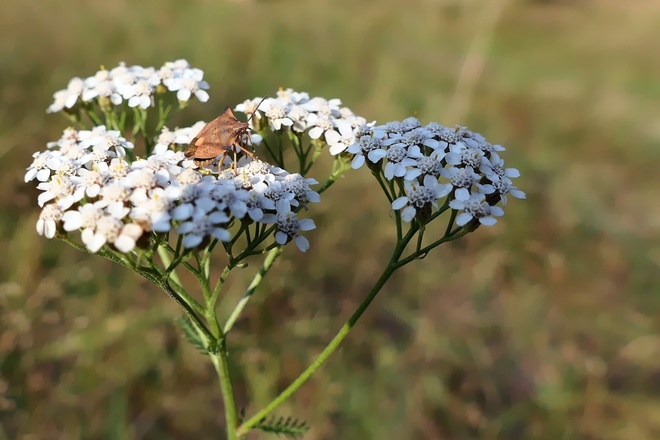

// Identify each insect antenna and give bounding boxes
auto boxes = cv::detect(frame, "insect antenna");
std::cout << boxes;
[246,96,269,124]
[241,96,269,155]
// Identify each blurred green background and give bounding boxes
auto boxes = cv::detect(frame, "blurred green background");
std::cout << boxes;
[2,0,660,439]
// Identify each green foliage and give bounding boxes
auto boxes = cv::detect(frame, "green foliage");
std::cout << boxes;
[175,317,208,354]
[252,415,310,439]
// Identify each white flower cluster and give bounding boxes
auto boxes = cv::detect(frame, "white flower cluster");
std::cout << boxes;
[235,88,373,155]
[347,118,525,226]
[47,59,210,113]
[27,126,320,253]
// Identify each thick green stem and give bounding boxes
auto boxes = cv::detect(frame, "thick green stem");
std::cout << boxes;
[209,344,240,440]
[236,239,409,436]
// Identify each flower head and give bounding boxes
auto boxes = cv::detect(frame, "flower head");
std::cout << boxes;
[347,117,524,228]
[46,60,211,114]
[234,90,372,157]
[29,124,322,253]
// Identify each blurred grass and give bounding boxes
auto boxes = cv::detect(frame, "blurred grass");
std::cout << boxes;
[2,0,660,439]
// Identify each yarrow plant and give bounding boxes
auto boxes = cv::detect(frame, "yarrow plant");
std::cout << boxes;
[27,59,524,439]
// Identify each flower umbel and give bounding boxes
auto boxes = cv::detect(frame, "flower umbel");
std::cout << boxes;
[235,89,373,157]
[28,125,320,253]
[347,117,525,228]
[47,59,211,114]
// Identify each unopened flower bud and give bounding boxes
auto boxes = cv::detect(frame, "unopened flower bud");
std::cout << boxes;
[98,96,113,112]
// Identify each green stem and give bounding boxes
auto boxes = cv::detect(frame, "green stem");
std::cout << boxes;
[223,246,282,334]
[210,264,234,309]
[302,142,323,176]
[58,234,215,344]
[395,227,469,269]
[416,223,425,253]
[209,343,240,440]
[317,160,350,194]
[236,238,409,436]
[84,108,103,126]
[259,136,277,163]
[395,209,403,242]
[375,172,394,204]
[145,258,205,316]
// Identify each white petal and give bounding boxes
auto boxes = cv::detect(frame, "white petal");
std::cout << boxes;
[407,145,423,158]
[275,198,291,214]
[491,206,505,216]
[445,152,461,165]
[510,188,526,199]
[122,223,144,239]
[81,228,94,245]
[423,139,440,149]
[177,222,195,234]
[308,127,323,140]
[62,211,83,231]
[177,89,192,102]
[208,211,230,224]
[261,214,277,224]
[212,228,231,241]
[24,168,37,182]
[401,206,416,222]
[455,213,473,226]
[87,233,107,252]
[454,188,470,201]
[423,175,438,187]
[140,96,152,109]
[35,218,45,235]
[64,94,78,109]
[248,208,263,222]
[183,234,203,248]
[367,149,387,163]
[324,129,341,145]
[436,183,452,199]
[108,204,130,219]
[394,164,408,177]
[404,169,422,181]
[37,169,52,182]
[114,236,136,253]
[295,235,310,252]
[196,197,216,212]
[328,143,347,156]
[479,216,498,226]
[298,218,316,231]
[152,219,172,232]
[391,197,409,210]
[449,199,464,210]
[172,204,194,221]
[82,89,97,102]
[38,192,55,207]
[505,168,520,178]
[43,219,57,238]
[57,196,75,211]
[383,163,395,180]
[335,119,352,136]
[351,155,365,169]
[275,231,288,245]
[86,185,100,198]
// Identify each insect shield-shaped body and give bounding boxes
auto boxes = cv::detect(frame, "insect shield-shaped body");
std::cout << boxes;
[185,107,257,171]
